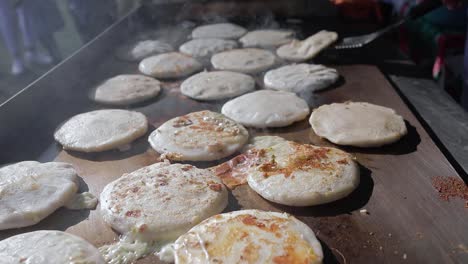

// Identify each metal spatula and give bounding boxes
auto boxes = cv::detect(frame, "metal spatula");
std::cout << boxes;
[334,0,442,50]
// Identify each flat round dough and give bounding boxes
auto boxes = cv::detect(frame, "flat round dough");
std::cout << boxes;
[192,23,247,39]
[0,230,105,264]
[92,74,161,105]
[221,90,310,128]
[138,52,203,79]
[180,71,255,100]
[264,64,339,93]
[310,102,408,147]
[173,209,323,264]
[179,38,238,58]
[149,110,249,161]
[100,162,228,242]
[240,29,295,48]
[277,30,338,62]
[0,161,78,230]
[54,109,148,152]
[211,48,276,74]
[246,136,359,206]
[116,40,174,62]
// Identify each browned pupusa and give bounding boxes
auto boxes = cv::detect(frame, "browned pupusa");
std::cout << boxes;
[149,110,249,161]
[246,136,359,206]
[100,162,228,243]
[173,210,323,264]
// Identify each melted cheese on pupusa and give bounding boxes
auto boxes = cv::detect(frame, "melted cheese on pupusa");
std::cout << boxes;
[0,230,105,264]
[174,210,323,264]
[65,192,98,210]
[214,136,359,206]
[210,149,265,189]
[100,234,169,264]
[99,224,176,264]
[99,161,228,264]
[210,136,292,189]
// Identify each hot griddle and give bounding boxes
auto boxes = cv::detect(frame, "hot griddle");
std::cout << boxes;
[0,5,467,264]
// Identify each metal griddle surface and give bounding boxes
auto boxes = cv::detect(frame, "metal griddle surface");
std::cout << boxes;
[0,12,467,264]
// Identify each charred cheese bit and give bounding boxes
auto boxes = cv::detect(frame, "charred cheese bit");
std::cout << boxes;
[258,142,338,178]
[210,149,265,189]
[173,210,323,264]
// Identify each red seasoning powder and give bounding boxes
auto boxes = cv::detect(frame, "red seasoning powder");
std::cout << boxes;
[431,176,468,208]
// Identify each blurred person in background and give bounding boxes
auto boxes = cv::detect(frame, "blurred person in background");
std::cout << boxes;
[442,0,465,8]
[0,0,24,75]
[16,0,64,65]
[0,0,64,76]
[331,0,467,109]
[67,0,117,43]
[404,0,468,109]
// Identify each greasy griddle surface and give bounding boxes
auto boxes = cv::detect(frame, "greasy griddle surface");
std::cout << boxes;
[1,65,467,263]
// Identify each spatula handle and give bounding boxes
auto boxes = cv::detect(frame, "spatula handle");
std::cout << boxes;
[409,0,443,19]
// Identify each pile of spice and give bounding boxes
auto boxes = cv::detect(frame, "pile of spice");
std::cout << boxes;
[431,176,468,207]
